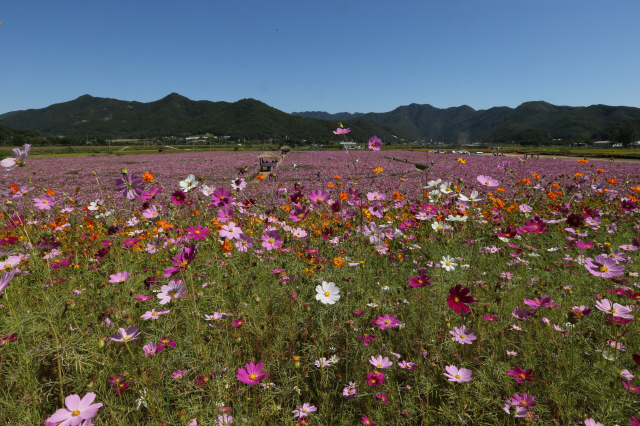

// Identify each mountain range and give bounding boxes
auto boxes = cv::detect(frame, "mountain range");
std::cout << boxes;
[2,94,640,143]
[0,93,411,142]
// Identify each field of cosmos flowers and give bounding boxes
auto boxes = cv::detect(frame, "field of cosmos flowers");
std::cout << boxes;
[1,133,640,426]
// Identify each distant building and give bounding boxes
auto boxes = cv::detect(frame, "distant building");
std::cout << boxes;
[340,142,356,149]
[593,141,611,148]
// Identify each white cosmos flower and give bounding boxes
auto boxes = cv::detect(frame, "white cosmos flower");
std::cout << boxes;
[446,214,467,222]
[424,178,441,189]
[200,184,215,196]
[179,174,199,192]
[315,281,340,304]
[431,221,451,232]
[429,190,442,202]
[458,190,482,202]
[441,255,458,271]
[439,182,454,194]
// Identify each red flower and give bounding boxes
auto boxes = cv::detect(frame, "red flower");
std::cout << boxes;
[408,274,431,288]
[447,285,474,315]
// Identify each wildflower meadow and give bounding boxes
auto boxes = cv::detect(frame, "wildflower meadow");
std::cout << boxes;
[1,133,640,425]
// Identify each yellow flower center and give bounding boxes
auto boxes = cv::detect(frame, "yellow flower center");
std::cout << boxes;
[152,312,158,316]
[72,410,81,416]
[455,374,460,379]
[123,336,131,341]
[454,297,460,303]
[249,374,257,380]
[519,373,525,379]
[180,261,188,268]
[599,266,608,272]
[460,334,466,339]
[324,291,330,297]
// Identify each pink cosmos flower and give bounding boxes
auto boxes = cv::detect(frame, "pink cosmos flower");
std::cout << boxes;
[1,143,30,175]
[172,369,187,380]
[143,341,157,357]
[140,186,162,201]
[289,204,310,222]
[450,325,476,344]
[108,271,131,283]
[308,189,330,204]
[142,205,160,219]
[236,362,269,385]
[45,392,103,426]
[585,255,626,278]
[34,195,55,210]
[398,361,417,370]
[219,222,243,240]
[115,173,144,200]
[621,369,634,380]
[375,394,389,403]
[595,298,634,319]
[507,366,536,383]
[444,365,472,383]
[483,314,498,321]
[373,314,400,329]
[140,309,170,320]
[512,307,534,320]
[333,127,351,135]
[292,402,317,418]
[368,136,382,151]
[235,233,255,252]
[343,384,358,399]
[110,326,140,342]
[369,355,393,369]
[157,280,186,305]
[362,416,375,425]
[477,175,499,187]
[261,230,282,250]
[523,296,559,309]
[584,419,604,426]
[217,205,235,223]
[133,294,152,302]
[623,381,640,394]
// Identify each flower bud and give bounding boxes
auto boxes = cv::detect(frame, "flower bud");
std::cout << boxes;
[120,167,128,175]
[97,337,106,349]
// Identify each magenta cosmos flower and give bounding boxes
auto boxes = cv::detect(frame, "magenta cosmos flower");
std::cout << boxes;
[477,175,499,187]
[236,362,269,385]
[34,195,55,210]
[368,135,382,151]
[444,365,472,382]
[261,230,282,250]
[408,274,431,288]
[211,187,233,206]
[115,173,144,200]
[0,269,16,296]
[45,392,103,426]
[333,127,351,135]
[507,366,536,383]
[357,334,376,346]
[585,255,626,278]
[450,325,476,344]
[366,371,385,386]
[186,225,209,241]
[447,285,474,314]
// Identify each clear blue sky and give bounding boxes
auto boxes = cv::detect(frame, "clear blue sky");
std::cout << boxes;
[2,0,639,115]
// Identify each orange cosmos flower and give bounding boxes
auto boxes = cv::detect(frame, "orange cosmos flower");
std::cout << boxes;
[256,174,266,181]
[142,172,154,182]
